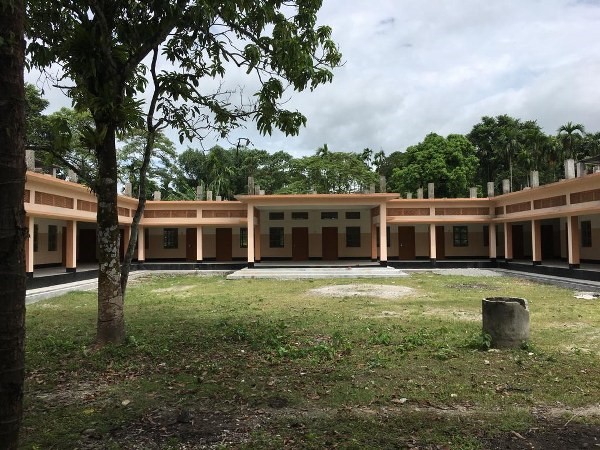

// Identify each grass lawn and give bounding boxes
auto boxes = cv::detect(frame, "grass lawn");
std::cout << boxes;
[22,273,600,449]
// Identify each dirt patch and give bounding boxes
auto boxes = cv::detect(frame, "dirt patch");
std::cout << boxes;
[151,285,196,294]
[422,307,480,321]
[308,284,415,299]
[432,269,502,277]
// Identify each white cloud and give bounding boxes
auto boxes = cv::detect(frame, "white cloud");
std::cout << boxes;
[26,0,600,156]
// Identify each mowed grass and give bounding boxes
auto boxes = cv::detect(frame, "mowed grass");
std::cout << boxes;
[22,273,600,449]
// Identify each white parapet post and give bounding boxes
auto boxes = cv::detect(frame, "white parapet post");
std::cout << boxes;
[153,191,161,200]
[417,188,424,199]
[502,179,510,194]
[564,159,575,179]
[469,187,478,198]
[531,171,539,188]
[427,183,435,199]
[487,182,495,198]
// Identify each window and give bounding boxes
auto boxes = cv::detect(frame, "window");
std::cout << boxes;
[321,211,338,220]
[240,228,248,248]
[269,227,284,248]
[345,211,360,220]
[453,226,469,247]
[269,212,284,220]
[33,224,39,252]
[483,225,489,247]
[292,211,308,220]
[48,225,57,251]
[376,226,391,247]
[581,221,592,247]
[346,227,361,247]
[163,228,178,249]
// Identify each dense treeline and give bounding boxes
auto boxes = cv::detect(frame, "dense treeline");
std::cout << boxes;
[27,84,600,199]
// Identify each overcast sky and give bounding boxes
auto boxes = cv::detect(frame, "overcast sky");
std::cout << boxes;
[27,0,600,157]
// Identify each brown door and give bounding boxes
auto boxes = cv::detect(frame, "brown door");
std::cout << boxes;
[78,229,97,263]
[292,227,309,261]
[398,226,416,260]
[541,224,554,259]
[61,226,67,266]
[512,224,524,259]
[186,228,197,261]
[216,228,232,261]
[322,227,338,260]
[435,226,445,259]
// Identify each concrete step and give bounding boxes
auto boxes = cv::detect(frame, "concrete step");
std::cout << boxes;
[227,266,408,280]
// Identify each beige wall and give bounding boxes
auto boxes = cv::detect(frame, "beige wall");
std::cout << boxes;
[437,224,489,258]
[33,218,65,265]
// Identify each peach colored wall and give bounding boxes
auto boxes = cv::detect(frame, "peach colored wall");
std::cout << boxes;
[145,227,186,259]
[437,224,489,258]
[33,218,65,265]
[561,214,600,261]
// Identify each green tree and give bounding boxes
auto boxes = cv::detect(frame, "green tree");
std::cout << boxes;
[27,1,341,345]
[389,133,479,198]
[557,121,585,160]
[0,0,26,447]
[24,82,49,147]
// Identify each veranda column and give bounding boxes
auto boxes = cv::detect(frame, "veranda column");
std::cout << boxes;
[531,220,542,265]
[379,203,387,265]
[196,226,203,262]
[25,215,34,277]
[122,225,131,261]
[371,222,377,261]
[567,216,580,269]
[137,226,145,262]
[504,222,513,261]
[429,223,437,263]
[488,223,497,261]
[247,204,255,267]
[66,220,77,272]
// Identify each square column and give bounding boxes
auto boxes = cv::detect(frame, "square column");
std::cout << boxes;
[196,226,203,262]
[429,223,437,262]
[531,220,542,265]
[504,222,513,261]
[567,216,580,269]
[247,204,255,267]
[66,220,77,272]
[488,224,497,260]
[25,216,34,277]
[379,203,387,265]
[137,226,145,262]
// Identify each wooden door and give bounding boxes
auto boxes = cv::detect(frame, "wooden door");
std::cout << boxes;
[78,229,97,263]
[61,226,67,266]
[292,227,309,261]
[398,226,416,260]
[216,228,232,261]
[541,224,554,259]
[321,227,338,260]
[512,224,525,259]
[435,226,445,259]
[186,228,197,262]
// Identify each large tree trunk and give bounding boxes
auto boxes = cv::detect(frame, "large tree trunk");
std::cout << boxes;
[95,124,125,345]
[0,0,26,447]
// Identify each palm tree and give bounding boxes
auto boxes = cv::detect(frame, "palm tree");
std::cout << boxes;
[557,122,585,160]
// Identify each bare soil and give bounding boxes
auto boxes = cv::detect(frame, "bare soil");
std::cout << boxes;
[308,283,415,299]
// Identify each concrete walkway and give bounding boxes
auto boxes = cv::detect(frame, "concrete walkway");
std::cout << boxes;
[227,265,408,280]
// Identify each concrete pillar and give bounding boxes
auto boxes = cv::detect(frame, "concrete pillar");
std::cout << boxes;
[259,190,265,195]
[137,226,145,262]
[248,176,255,195]
[567,216,580,269]
[379,175,386,193]
[254,185,260,195]
[417,188,424,199]
[254,225,261,262]
[564,159,575,179]
[216,195,222,201]
[487,182,495,198]
[153,191,161,200]
[371,223,377,261]
[124,182,132,197]
[531,220,541,265]
[531,171,539,188]
[122,226,131,260]
[25,216,34,276]
[576,162,585,178]
[66,220,77,272]
[26,149,35,170]
[206,190,213,201]
[502,179,510,194]
[196,184,204,200]
[489,224,497,260]
[427,183,435,199]
[247,204,255,267]
[429,223,437,261]
[67,169,78,183]
[196,226,203,262]
[406,192,413,199]
[469,187,478,198]
[504,222,513,261]
[379,203,387,265]
[370,183,376,194]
